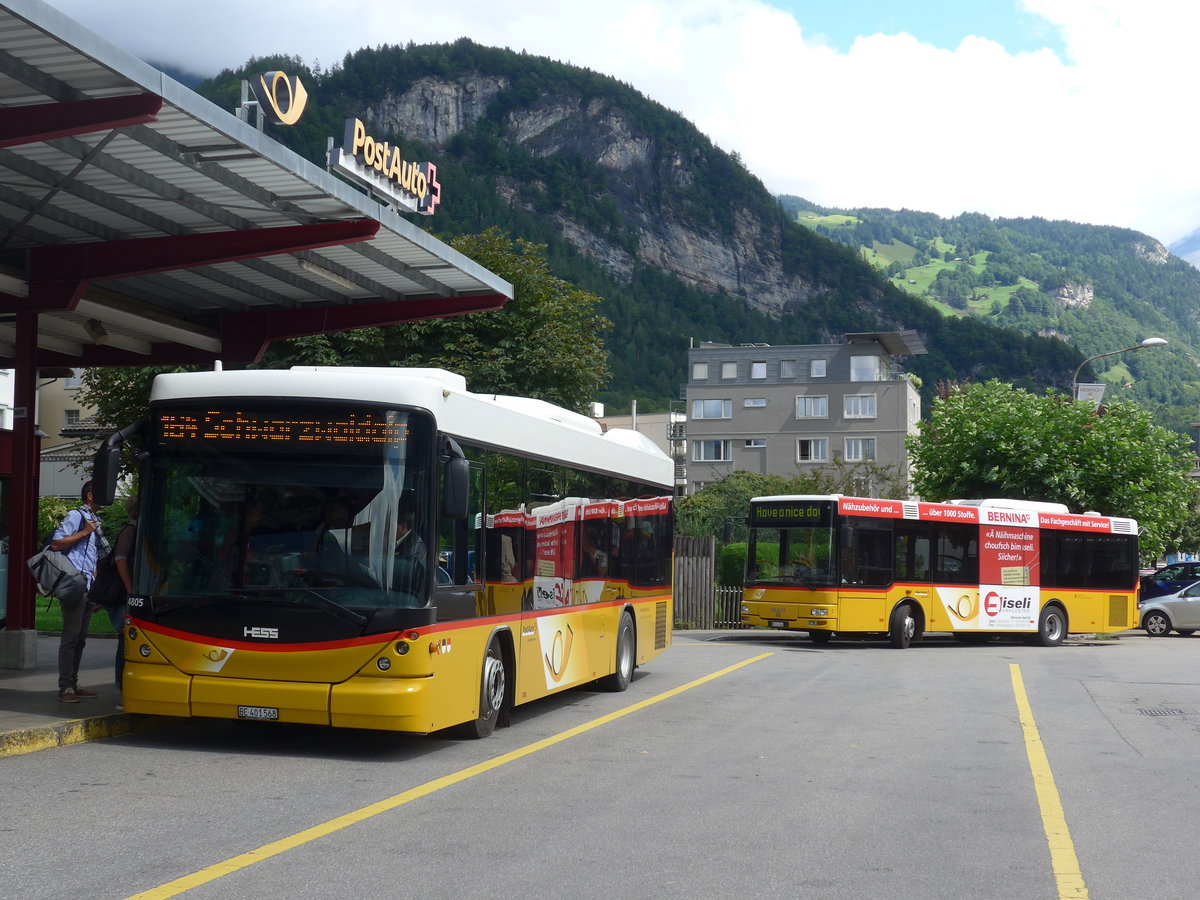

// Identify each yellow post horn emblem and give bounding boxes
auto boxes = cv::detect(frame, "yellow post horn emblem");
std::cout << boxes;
[253,71,308,126]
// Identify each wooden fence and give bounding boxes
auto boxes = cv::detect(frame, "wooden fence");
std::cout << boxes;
[673,536,747,630]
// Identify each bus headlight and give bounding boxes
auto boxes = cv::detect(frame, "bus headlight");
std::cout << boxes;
[377,657,392,671]
[395,641,410,656]
[810,608,828,617]
[740,604,749,613]
[139,644,152,658]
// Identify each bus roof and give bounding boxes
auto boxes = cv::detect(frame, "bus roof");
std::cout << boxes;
[149,367,673,488]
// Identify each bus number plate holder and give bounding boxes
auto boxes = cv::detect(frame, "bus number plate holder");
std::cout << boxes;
[238,705,279,721]
[769,620,787,628]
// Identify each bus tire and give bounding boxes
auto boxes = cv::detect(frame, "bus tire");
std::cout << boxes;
[458,635,506,738]
[1142,610,1171,637]
[599,610,635,692]
[1177,629,1196,636]
[809,630,832,644]
[1036,604,1067,647]
[889,602,915,649]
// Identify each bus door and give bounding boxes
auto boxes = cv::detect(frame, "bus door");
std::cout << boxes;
[434,459,485,621]
[837,517,894,631]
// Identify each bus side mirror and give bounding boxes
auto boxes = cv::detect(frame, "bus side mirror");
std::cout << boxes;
[93,444,122,506]
[443,456,469,520]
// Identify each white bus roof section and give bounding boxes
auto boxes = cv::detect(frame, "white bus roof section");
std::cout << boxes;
[0,0,513,367]
[149,367,675,489]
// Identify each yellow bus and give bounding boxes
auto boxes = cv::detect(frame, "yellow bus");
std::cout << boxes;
[94,367,674,736]
[740,495,1139,648]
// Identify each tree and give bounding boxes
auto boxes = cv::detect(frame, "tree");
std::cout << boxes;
[906,380,1200,560]
[80,227,612,424]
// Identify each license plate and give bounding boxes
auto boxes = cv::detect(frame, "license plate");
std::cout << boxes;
[237,706,279,720]
[769,620,787,628]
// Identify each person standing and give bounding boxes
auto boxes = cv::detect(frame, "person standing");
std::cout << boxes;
[106,494,138,696]
[51,480,107,703]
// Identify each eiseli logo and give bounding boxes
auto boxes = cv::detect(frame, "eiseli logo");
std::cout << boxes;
[244,626,279,639]
[984,591,1002,617]
[250,71,308,125]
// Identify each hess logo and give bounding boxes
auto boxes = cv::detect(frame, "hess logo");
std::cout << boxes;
[244,626,279,639]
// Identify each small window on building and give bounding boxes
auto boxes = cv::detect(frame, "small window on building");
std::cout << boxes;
[795,395,828,418]
[797,438,828,462]
[844,437,876,461]
[750,361,767,379]
[693,440,732,462]
[744,438,767,449]
[743,398,767,408]
[64,409,81,426]
[692,362,709,381]
[64,369,84,390]
[850,355,881,382]
[780,360,796,378]
[810,359,827,378]
[844,394,877,418]
[721,361,738,379]
[692,399,732,419]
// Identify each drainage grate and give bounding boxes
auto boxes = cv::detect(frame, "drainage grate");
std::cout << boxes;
[1139,708,1186,717]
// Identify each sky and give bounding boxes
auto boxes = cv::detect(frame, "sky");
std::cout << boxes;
[48,0,1200,244]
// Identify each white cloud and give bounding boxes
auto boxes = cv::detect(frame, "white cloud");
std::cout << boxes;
[48,0,1200,242]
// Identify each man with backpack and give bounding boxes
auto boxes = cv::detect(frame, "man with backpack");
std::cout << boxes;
[90,494,138,697]
[50,481,108,703]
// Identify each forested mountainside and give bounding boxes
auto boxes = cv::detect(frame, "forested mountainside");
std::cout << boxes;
[198,41,1088,413]
[780,197,1200,433]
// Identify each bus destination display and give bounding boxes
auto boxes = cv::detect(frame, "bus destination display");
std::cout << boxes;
[749,501,831,528]
[156,409,409,449]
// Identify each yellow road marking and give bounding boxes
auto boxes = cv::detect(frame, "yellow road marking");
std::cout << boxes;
[126,652,774,899]
[1010,663,1089,899]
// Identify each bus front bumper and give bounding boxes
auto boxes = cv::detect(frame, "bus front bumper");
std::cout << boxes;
[741,599,837,631]
[122,662,438,733]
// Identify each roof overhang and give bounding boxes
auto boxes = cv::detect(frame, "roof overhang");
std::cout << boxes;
[845,330,928,356]
[0,0,514,367]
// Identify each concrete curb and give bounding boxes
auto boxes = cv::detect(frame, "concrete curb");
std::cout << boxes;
[0,713,184,760]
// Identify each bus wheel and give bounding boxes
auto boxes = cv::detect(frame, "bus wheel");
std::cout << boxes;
[889,603,915,649]
[599,610,635,692]
[1177,629,1196,636]
[809,630,832,645]
[1142,611,1171,637]
[1036,604,1067,647]
[459,636,506,738]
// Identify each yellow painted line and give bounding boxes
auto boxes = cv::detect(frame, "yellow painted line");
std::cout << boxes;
[126,652,774,899]
[1010,663,1089,899]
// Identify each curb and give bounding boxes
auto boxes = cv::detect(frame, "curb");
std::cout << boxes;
[0,713,183,760]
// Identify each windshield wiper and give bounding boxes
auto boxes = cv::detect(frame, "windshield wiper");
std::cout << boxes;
[237,587,369,629]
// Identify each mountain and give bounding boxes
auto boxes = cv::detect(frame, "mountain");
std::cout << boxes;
[781,201,1200,433]
[1169,227,1200,270]
[197,43,1095,415]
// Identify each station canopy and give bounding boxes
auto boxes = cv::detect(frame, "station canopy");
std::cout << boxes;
[0,0,513,369]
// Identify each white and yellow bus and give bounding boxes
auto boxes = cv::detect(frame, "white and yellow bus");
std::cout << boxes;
[740,495,1139,648]
[94,367,674,736]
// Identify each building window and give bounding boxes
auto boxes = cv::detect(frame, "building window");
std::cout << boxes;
[850,355,881,382]
[744,438,767,449]
[693,440,732,462]
[750,361,767,379]
[810,359,827,378]
[64,409,81,426]
[780,360,796,378]
[844,437,876,461]
[743,398,767,408]
[795,395,828,418]
[797,438,828,462]
[692,399,732,419]
[64,368,84,390]
[844,394,877,418]
[692,362,709,381]
[721,361,738,379]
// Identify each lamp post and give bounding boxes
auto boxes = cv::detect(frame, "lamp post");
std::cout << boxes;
[1072,337,1168,402]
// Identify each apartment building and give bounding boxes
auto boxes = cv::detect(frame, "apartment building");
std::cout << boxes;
[683,332,925,493]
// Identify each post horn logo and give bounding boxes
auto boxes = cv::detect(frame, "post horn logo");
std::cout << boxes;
[252,71,308,126]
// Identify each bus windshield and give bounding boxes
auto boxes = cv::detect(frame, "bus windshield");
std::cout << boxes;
[137,404,435,635]
[746,523,836,587]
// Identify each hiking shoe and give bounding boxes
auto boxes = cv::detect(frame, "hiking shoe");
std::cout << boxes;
[58,688,79,703]
[73,686,99,698]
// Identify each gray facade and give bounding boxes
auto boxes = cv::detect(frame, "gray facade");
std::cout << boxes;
[683,333,924,493]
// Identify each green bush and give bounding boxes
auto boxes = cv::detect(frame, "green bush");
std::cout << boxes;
[717,542,747,586]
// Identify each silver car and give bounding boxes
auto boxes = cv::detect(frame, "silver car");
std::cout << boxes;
[1141,580,1200,636]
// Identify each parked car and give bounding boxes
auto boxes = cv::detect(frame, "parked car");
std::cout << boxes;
[1140,562,1200,602]
[1140,581,1200,636]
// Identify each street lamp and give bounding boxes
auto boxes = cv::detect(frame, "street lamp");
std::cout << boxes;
[1072,337,1168,402]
